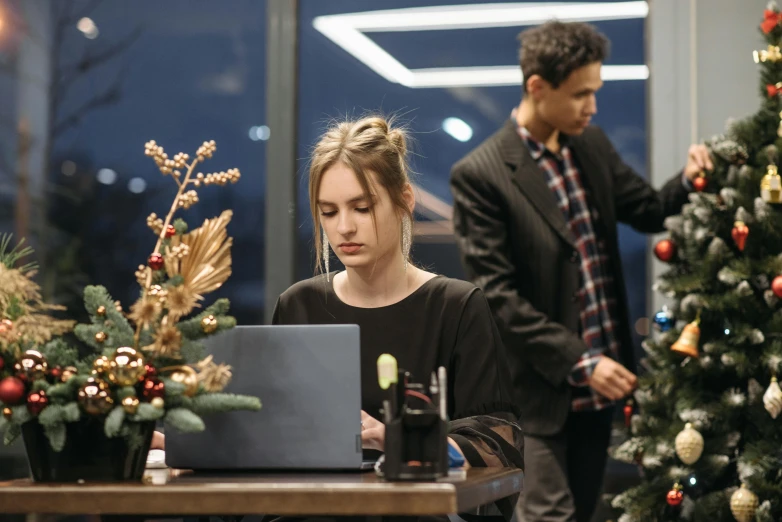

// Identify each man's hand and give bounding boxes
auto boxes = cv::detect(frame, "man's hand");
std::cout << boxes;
[151,431,165,450]
[684,144,714,180]
[361,410,385,451]
[588,356,637,401]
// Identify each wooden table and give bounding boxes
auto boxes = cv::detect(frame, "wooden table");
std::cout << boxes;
[0,467,522,517]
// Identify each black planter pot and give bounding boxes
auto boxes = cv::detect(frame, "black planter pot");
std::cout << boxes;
[22,418,155,482]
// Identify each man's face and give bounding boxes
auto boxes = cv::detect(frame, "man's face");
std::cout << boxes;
[531,61,603,136]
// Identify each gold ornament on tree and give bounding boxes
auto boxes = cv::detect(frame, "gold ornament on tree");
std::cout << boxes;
[77,378,114,415]
[108,347,147,386]
[94,331,107,343]
[60,366,78,382]
[730,484,759,522]
[166,365,199,397]
[96,305,106,317]
[151,397,165,409]
[671,313,701,358]
[674,423,704,464]
[201,314,218,333]
[121,395,140,415]
[2,407,11,420]
[92,355,110,376]
[14,349,48,381]
[763,376,782,419]
[760,164,782,203]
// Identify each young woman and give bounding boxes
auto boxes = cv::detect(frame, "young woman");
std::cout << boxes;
[272,117,523,498]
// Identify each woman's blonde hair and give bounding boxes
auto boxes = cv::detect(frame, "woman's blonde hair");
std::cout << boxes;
[309,116,413,273]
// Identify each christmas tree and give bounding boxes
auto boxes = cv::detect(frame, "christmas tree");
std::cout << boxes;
[610,4,782,521]
[0,138,260,454]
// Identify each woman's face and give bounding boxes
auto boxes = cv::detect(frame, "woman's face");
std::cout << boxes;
[317,162,408,271]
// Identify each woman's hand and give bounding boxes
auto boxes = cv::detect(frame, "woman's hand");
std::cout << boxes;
[360,410,385,451]
[151,430,165,450]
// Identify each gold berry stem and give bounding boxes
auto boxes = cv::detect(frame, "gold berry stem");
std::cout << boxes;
[134,157,201,349]
[152,158,199,259]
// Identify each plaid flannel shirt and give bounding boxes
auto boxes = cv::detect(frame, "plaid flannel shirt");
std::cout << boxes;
[516,123,621,412]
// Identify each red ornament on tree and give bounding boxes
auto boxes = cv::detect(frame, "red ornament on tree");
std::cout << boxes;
[141,378,165,399]
[692,175,707,192]
[27,390,49,415]
[654,239,676,262]
[49,367,62,381]
[0,357,4,371]
[165,225,176,238]
[624,400,633,428]
[666,483,684,506]
[773,276,782,298]
[148,253,164,271]
[0,377,26,405]
[142,363,157,381]
[732,221,749,251]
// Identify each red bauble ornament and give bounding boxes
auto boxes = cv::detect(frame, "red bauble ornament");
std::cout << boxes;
[692,176,707,192]
[666,484,684,506]
[0,377,26,405]
[148,253,164,271]
[732,221,749,252]
[49,367,62,381]
[654,239,676,262]
[27,390,48,415]
[624,400,633,428]
[141,378,165,399]
[141,363,157,381]
[773,276,782,298]
[165,225,176,238]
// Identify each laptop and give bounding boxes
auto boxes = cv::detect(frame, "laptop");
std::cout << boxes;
[164,324,375,471]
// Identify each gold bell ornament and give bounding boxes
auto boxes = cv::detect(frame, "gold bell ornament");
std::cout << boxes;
[671,312,700,358]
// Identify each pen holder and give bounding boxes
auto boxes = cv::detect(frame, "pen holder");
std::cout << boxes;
[380,407,448,481]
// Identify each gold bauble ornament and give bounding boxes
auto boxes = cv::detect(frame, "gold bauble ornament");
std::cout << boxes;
[108,347,147,386]
[730,484,759,522]
[77,378,114,415]
[763,376,782,419]
[151,397,165,409]
[60,366,78,382]
[2,407,11,420]
[168,365,199,397]
[92,355,110,376]
[96,305,107,317]
[761,164,782,204]
[674,423,704,465]
[94,331,107,343]
[122,395,140,415]
[201,314,218,334]
[14,350,48,381]
[671,317,700,358]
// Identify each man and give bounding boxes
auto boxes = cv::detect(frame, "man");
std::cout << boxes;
[449,21,712,522]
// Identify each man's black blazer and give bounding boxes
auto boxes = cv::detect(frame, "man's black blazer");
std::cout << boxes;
[450,120,689,436]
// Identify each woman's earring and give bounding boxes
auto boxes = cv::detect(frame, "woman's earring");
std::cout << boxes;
[401,215,412,272]
[322,228,330,282]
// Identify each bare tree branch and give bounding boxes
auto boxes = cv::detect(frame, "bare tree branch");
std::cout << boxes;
[52,82,121,136]
[58,26,141,97]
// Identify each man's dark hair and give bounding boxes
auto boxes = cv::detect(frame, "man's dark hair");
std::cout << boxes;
[518,21,609,92]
